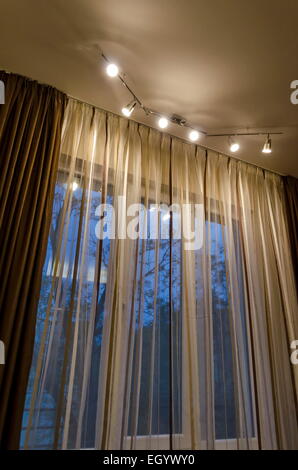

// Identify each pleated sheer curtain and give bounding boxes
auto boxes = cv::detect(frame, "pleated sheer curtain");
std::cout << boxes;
[283,176,298,290]
[22,99,298,450]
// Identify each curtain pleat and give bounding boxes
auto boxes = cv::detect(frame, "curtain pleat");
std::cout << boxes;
[283,176,298,290]
[22,99,298,450]
[0,72,66,449]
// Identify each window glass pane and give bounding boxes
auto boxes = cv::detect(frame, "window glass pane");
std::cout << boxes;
[21,178,254,448]
[129,208,182,436]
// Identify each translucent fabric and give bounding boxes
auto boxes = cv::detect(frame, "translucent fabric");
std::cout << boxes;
[22,100,298,450]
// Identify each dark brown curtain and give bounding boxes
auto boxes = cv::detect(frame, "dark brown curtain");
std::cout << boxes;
[283,176,298,290]
[0,71,67,449]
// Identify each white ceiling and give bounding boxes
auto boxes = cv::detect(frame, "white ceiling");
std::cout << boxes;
[0,0,298,176]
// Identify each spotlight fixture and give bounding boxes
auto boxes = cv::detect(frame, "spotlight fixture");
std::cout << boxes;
[122,100,137,117]
[230,142,240,152]
[262,134,272,154]
[229,137,240,153]
[101,52,284,149]
[189,130,200,142]
[106,63,119,77]
[158,117,169,129]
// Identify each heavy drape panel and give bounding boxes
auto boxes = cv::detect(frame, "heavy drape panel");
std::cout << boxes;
[283,176,298,290]
[22,100,298,450]
[0,72,66,449]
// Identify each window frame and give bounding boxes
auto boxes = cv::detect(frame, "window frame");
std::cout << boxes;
[22,157,258,450]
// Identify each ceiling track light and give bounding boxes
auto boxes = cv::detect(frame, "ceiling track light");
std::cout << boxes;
[189,130,200,142]
[106,63,119,78]
[122,99,137,117]
[229,136,240,153]
[262,134,272,154]
[171,114,187,126]
[101,52,283,149]
[158,117,169,129]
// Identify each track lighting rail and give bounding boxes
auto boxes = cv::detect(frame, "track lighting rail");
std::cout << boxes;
[101,52,283,153]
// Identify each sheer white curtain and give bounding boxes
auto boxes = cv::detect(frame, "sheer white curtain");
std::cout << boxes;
[22,99,298,450]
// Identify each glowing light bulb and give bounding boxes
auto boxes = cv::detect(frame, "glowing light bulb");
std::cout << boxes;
[72,181,78,191]
[121,100,136,117]
[122,107,131,117]
[189,130,200,142]
[230,142,240,152]
[158,117,169,129]
[262,136,272,154]
[106,63,119,77]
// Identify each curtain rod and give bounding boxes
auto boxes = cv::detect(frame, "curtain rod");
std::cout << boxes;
[67,94,286,177]
[1,70,286,177]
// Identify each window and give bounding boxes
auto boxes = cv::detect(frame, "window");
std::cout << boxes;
[21,164,255,449]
